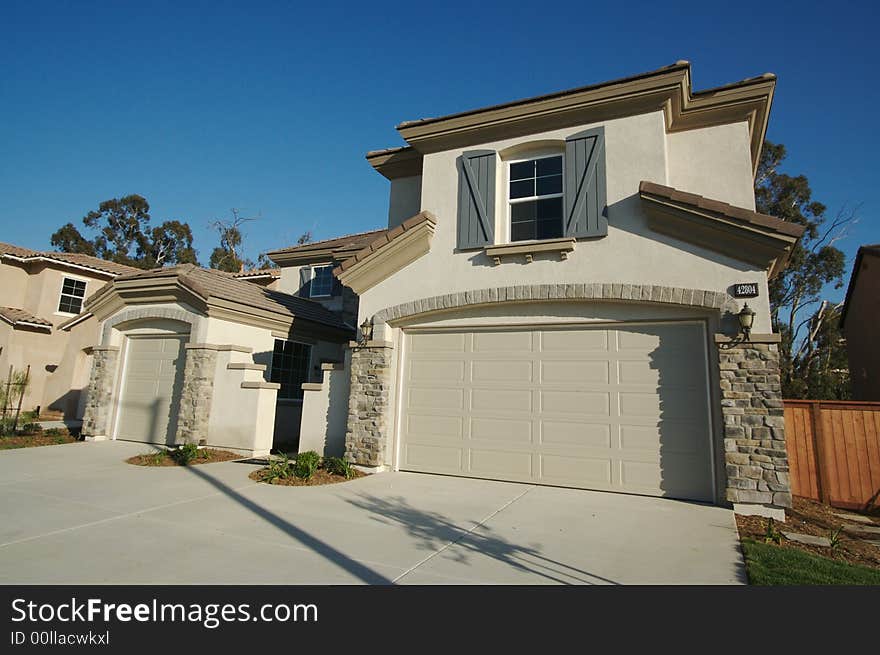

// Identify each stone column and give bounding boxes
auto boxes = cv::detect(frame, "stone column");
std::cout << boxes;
[175,344,218,445]
[716,334,792,516]
[344,340,393,467]
[81,345,120,439]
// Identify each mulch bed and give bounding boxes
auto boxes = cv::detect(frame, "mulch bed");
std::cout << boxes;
[249,467,365,486]
[126,448,243,466]
[736,496,880,571]
[0,431,79,449]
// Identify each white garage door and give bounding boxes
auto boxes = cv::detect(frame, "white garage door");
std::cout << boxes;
[116,335,187,444]
[399,323,714,501]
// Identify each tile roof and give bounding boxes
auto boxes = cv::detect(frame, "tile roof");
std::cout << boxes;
[105,264,352,332]
[638,181,806,238]
[334,211,437,274]
[0,306,52,330]
[0,242,139,276]
[232,268,281,279]
[267,229,388,260]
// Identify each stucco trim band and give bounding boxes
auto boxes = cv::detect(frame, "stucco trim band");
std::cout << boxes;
[373,283,738,324]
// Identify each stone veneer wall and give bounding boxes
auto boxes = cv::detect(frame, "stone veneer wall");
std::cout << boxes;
[175,345,218,445]
[81,346,120,438]
[717,337,792,509]
[344,342,392,466]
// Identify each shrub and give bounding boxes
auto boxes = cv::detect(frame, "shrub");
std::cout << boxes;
[263,453,293,483]
[45,427,65,437]
[324,456,353,479]
[17,422,41,435]
[294,451,321,480]
[172,442,200,465]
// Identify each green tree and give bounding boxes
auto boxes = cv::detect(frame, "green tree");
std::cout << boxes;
[50,194,199,269]
[755,141,854,399]
[209,209,253,273]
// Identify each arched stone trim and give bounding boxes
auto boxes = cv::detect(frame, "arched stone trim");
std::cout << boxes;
[373,283,738,324]
[102,306,204,343]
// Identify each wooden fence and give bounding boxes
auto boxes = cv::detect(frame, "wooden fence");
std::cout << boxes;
[784,400,880,510]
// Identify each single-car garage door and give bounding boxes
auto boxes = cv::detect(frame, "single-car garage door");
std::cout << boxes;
[399,323,714,501]
[116,335,186,444]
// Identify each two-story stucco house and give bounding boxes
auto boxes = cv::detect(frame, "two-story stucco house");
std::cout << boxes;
[0,242,139,419]
[291,61,805,518]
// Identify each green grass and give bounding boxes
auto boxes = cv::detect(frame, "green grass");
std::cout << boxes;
[741,538,880,585]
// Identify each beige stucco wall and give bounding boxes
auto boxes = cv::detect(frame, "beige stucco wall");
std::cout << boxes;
[359,110,771,333]
[388,175,423,227]
[298,356,351,457]
[666,122,756,210]
[0,260,113,416]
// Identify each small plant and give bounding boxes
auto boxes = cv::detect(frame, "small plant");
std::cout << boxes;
[171,442,199,465]
[294,451,321,480]
[17,422,41,435]
[764,517,782,545]
[263,453,293,483]
[324,456,353,479]
[45,427,64,437]
[148,450,168,465]
[829,526,843,554]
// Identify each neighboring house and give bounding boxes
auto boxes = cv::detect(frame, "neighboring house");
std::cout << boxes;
[841,244,880,400]
[0,242,138,419]
[76,263,352,455]
[291,61,805,517]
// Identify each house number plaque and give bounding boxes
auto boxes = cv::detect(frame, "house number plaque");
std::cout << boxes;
[733,283,759,298]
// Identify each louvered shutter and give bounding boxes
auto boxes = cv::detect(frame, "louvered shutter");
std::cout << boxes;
[456,150,496,249]
[563,127,607,238]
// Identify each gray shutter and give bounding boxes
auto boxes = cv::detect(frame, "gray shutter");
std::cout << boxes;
[298,266,312,297]
[563,127,607,238]
[457,150,496,249]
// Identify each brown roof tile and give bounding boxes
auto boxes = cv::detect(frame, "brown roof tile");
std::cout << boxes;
[0,241,139,276]
[638,181,805,238]
[105,264,351,332]
[266,229,388,259]
[0,307,52,330]
[332,211,436,277]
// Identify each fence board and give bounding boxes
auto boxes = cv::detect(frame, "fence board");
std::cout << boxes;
[784,400,880,511]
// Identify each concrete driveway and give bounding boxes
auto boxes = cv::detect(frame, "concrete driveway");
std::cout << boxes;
[0,441,746,584]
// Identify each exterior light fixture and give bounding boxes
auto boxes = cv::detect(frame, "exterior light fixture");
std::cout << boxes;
[359,317,374,344]
[738,303,756,340]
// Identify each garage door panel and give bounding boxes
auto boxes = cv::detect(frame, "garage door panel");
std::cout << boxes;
[410,360,464,383]
[400,324,713,501]
[541,390,610,416]
[472,388,532,412]
[409,332,467,352]
[408,387,464,410]
[404,444,462,471]
[469,448,533,477]
[471,360,533,383]
[472,330,531,352]
[542,360,609,384]
[541,454,612,486]
[471,417,532,442]
[542,420,611,447]
[407,414,463,439]
[540,329,608,351]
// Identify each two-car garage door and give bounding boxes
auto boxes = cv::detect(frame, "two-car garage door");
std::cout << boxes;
[398,323,714,501]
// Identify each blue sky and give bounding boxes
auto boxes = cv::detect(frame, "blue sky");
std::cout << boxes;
[1,1,877,301]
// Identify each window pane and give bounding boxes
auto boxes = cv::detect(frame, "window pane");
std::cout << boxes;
[310,266,333,297]
[536,156,562,177]
[62,279,76,294]
[536,174,562,196]
[270,338,312,400]
[536,219,563,240]
[511,221,536,242]
[509,179,534,200]
[509,160,534,181]
[511,201,536,224]
[72,279,86,295]
[536,197,563,220]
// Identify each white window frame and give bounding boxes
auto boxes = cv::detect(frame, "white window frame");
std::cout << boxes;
[269,338,313,402]
[308,264,334,298]
[56,275,89,316]
[505,152,565,244]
